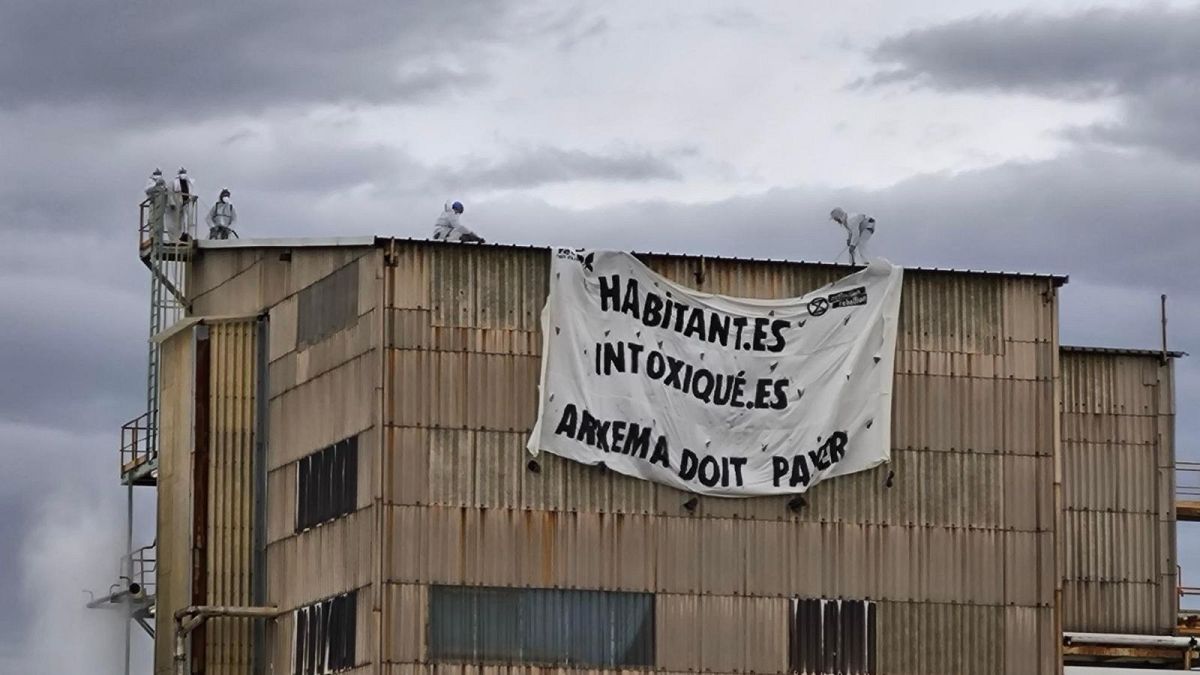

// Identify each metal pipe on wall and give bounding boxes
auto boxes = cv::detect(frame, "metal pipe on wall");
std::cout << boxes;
[1064,632,1198,648]
[251,315,270,675]
[174,606,280,675]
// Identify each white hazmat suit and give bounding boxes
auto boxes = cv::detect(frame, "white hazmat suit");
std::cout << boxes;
[206,191,238,239]
[144,170,167,239]
[431,201,483,243]
[830,207,876,265]
[165,168,196,241]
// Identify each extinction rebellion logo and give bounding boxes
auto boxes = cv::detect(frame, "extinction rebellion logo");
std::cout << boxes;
[556,248,595,272]
[808,286,868,316]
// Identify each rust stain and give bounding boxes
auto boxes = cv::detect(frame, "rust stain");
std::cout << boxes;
[541,510,557,585]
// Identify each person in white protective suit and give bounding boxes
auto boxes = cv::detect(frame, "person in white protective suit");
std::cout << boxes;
[165,167,196,242]
[830,207,876,265]
[206,188,238,239]
[144,168,168,239]
[431,201,485,243]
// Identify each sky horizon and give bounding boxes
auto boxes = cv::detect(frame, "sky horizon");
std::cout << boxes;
[1,1,1197,672]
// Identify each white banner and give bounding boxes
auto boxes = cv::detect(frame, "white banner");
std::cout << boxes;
[527,249,904,497]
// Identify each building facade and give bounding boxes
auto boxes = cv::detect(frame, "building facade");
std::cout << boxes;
[152,238,1178,675]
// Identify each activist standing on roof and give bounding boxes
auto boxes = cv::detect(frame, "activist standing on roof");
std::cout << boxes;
[206,188,238,239]
[165,167,195,241]
[830,207,876,265]
[431,201,485,243]
[144,168,167,240]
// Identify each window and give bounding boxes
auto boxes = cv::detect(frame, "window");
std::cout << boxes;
[429,585,654,667]
[296,263,359,347]
[293,590,357,675]
[296,435,358,532]
[789,598,876,675]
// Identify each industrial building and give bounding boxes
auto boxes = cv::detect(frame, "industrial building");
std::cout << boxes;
[98,204,1188,675]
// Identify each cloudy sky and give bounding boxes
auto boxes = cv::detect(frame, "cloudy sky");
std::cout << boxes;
[2,1,1197,671]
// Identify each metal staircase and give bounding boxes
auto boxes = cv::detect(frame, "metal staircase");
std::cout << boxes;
[88,192,197,675]
[122,195,196,485]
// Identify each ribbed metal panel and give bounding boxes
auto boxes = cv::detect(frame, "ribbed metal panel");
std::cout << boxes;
[1060,350,1176,634]
[379,242,1060,673]
[184,241,1082,673]
[155,329,196,674]
[655,594,788,673]
[266,508,375,610]
[383,505,1054,610]
[206,319,257,674]
[396,429,1052,531]
[269,353,377,469]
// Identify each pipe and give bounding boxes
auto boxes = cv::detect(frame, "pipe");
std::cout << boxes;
[1064,632,1198,648]
[252,315,270,675]
[174,605,280,675]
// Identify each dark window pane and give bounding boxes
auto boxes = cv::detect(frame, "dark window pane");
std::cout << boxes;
[297,264,360,347]
[293,591,357,674]
[296,434,359,532]
[293,607,307,675]
[295,456,309,532]
[331,441,345,518]
[789,598,875,674]
[429,585,653,668]
[344,436,358,515]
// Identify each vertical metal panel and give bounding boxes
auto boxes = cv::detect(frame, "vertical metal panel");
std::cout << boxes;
[386,583,427,663]
[155,329,195,674]
[655,594,788,674]
[1060,350,1175,634]
[205,319,257,674]
[269,296,298,362]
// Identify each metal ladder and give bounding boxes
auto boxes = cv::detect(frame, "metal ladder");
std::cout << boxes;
[92,193,199,675]
[123,195,197,485]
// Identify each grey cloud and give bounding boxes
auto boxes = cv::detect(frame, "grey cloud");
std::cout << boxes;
[1072,80,1200,161]
[866,7,1200,97]
[436,146,685,191]
[863,6,1200,159]
[0,0,506,114]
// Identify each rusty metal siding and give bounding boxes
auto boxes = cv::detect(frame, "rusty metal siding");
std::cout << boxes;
[183,247,384,673]
[379,242,1060,673]
[383,505,1052,610]
[204,319,258,675]
[1060,350,1176,634]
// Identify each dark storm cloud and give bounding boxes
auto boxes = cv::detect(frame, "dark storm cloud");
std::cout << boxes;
[436,146,685,190]
[0,0,506,113]
[864,6,1200,160]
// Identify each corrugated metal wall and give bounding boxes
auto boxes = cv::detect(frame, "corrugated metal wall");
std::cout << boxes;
[1060,349,1177,633]
[382,242,1061,675]
[204,320,258,674]
[260,249,382,675]
[173,246,382,675]
[155,329,195,675]
[175,241,1175,674]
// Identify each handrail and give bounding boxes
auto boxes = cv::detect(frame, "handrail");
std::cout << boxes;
[140,194,199,250]
[1177,462,1200,499]
[120,410,156,476]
